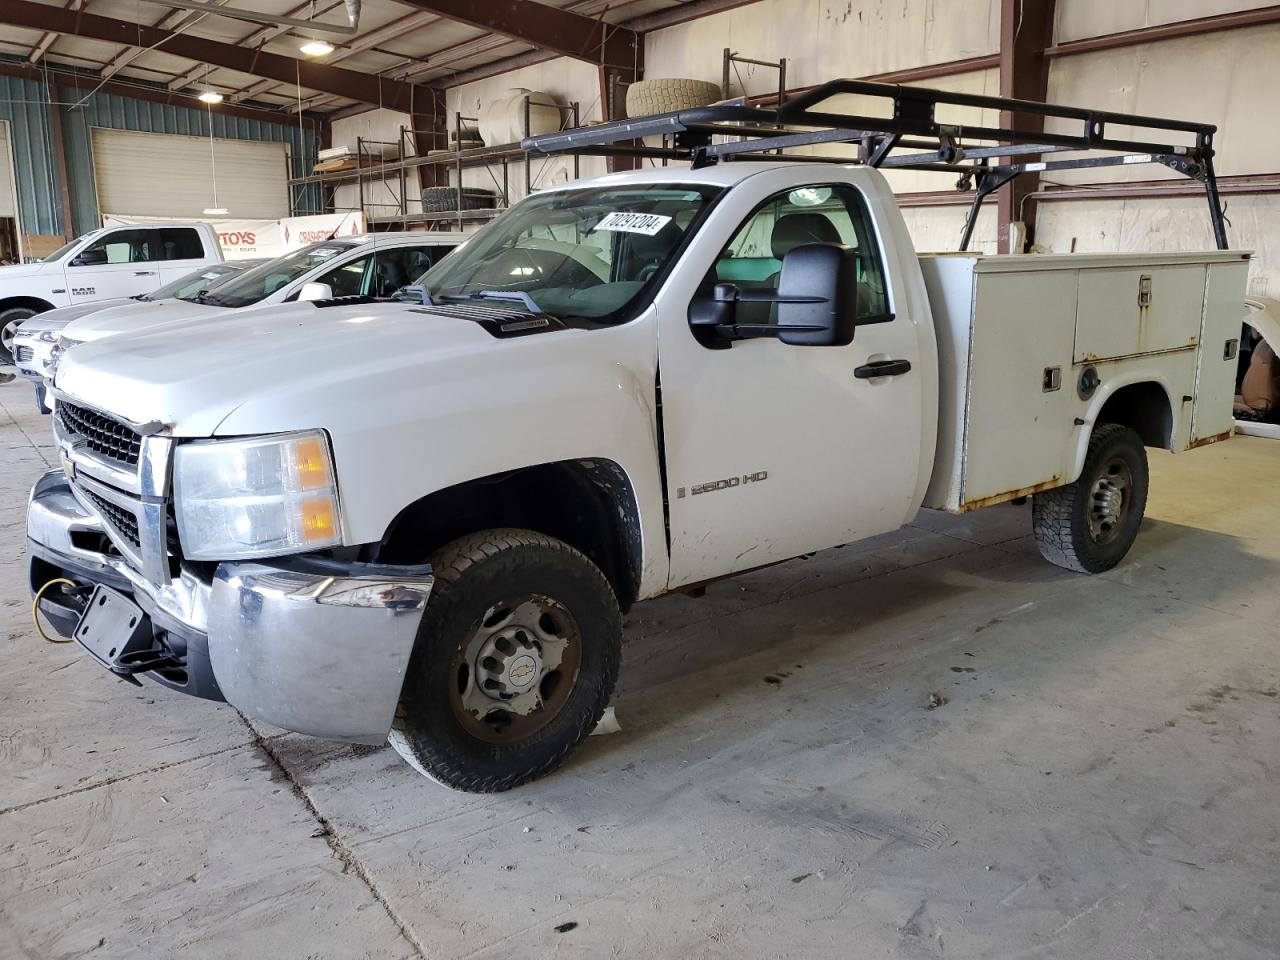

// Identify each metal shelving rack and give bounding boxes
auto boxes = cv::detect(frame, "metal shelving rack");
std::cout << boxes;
[288,96,581,231]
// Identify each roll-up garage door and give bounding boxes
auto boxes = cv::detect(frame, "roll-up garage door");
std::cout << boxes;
[92,128,288,219]
[0,122,17,219]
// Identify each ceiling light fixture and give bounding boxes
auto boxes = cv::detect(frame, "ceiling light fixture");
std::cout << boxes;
[198,90,223,104]
[300,38,335,56]
[202,93,228,218]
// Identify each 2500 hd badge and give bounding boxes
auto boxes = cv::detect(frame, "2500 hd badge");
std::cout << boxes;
[690,471,769,496]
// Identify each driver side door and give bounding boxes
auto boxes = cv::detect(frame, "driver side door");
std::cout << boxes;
[657,177,924,588]
[68,228,163,302]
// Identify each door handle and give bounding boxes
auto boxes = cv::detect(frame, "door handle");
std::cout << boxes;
[854,358,911,379]
[133,271,156,276]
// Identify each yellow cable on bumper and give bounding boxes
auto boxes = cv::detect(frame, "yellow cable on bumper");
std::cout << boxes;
[32,578,77,643]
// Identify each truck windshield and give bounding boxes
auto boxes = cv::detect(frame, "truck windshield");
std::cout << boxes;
[41,234,96,263]
[422,184,721,323]
[200,242,355,308]
[139,263,243,302]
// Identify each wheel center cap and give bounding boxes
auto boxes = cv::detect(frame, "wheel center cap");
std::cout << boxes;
[506,654,539,690]
[1099,487,1121,517]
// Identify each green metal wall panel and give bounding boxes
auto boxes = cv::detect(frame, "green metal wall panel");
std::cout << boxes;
[0,75,64,238]
[0,73,321,244]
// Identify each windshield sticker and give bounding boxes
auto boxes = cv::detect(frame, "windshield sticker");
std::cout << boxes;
[594,212,672,236]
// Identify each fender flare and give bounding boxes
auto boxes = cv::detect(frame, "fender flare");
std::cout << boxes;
[1067,371,1178,484]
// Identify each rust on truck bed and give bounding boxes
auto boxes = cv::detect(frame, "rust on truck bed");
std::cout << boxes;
[1188,430,1233,450]
[954,476,1063,513]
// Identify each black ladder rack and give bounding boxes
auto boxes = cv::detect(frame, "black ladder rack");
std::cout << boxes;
[522,78,1228,251]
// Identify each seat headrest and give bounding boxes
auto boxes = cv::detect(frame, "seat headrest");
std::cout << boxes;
[770,213,841,260]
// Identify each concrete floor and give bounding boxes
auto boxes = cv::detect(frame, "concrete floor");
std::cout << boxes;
[2,382,1278,960]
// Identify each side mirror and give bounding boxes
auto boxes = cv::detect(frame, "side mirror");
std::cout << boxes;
[774,243,858,347]
[689,244,883,347]
[70,249,108,267]
[298,281,334,302]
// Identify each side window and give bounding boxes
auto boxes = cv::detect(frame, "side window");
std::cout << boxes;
[367,247,437,297]
[160,228,204,261]
[84,228,158,264]
[707,183,889,325]
[314,253,369,298]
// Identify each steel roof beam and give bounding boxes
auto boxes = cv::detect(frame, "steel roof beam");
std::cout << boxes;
[0,0,441,112]
[0,58,329,126]
[393,0,641,68]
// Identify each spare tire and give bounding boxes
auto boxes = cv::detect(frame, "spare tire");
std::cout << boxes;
[421,186,499,213]
[625,78,721,118]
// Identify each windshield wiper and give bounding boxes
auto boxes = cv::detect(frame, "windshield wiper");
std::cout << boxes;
[131,294,152,302]
[193,289,227,306]
[442,290,547,315]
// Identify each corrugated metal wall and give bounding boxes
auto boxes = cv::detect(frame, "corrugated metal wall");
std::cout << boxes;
[0,75,63,238]
[0,75,321,243]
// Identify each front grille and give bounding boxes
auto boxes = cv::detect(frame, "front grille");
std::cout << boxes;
[82,488,142,550]
[58,401,142,467]
[15,345,33,363]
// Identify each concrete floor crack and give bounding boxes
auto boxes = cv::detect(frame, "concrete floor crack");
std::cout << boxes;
[240,715,430,960]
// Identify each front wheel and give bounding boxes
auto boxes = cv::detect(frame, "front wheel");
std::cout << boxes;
[0,306,36,365]
[1033,423,1149,573]
[388,529,621,792]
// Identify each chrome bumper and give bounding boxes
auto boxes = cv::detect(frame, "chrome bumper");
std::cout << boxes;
[28,470,434,744]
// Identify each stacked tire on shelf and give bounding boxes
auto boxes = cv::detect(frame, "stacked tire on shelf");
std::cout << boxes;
[421,187,500,213]
[624,78,722,117]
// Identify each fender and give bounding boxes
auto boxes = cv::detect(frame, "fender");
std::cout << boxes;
[1068,365,1181,485]
[212,305,673,599]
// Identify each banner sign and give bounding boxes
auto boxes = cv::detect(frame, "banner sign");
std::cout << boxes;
[102,212,367,260]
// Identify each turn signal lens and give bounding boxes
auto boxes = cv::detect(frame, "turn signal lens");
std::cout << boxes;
[292,436,331,490]
[300,497,337,541]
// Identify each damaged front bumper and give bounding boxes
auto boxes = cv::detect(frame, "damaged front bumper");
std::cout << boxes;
[27,470,433,744]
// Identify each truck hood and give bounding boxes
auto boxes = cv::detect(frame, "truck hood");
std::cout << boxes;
[64,300,220,342]
[0,262,55,282]
[54,300,515,435]
[21,299,133,335]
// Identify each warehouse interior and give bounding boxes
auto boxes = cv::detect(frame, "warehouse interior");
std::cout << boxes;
[1,1,1279,958]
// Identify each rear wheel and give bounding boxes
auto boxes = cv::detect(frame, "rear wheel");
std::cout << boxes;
[1033,423,1149,573]
[388,529,621,792]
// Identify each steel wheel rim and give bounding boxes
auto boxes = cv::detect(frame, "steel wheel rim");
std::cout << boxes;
[1088,456,1132,544]
[0,320,17,353]
[448,594,583,744]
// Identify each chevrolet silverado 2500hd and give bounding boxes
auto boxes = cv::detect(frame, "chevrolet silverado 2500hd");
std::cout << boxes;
[26,82,1250,792]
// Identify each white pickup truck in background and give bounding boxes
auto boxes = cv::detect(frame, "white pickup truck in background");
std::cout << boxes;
[0,221,224,366]
[25,82,1250,793]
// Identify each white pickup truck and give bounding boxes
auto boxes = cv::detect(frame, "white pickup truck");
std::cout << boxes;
[0,222,223,366]
[25,84,1249,792]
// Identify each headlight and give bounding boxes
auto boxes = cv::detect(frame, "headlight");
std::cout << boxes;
[48,335,81,377]
[173,430,342,561]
